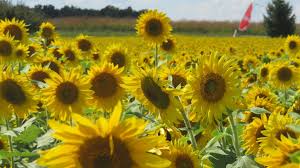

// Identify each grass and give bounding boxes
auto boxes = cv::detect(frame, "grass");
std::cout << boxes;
[48,16,300,36]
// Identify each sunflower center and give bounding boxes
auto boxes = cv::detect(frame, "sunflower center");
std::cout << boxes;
[255,93,268,100]
[91,72,118,98]
[260,67,268,78]
[277,67,292,82]
[52,48,63,60]
[4,24,23,41]
[0,139,4,150]
[175,154,194,168]
[78,136,133,168]
[172,75,187,88]
[41,27,53,39]
[111,52,125,68]
[161,39,174,51]
[275,128,297,140]
[289,41,297,50]
[141,76,170,109]
[145,19,163,36]
[28,46,36,57]
[15,49,24,57]
[31,71,50,83]
[200,73,226,102]
[42,61,60,74]
[56,82,79,104]
[78,39,92,52]
[0,79,26,105]
[255,125,265,142]
[65,49,75,61]
[0,40,13,57]
[93,53,99,60]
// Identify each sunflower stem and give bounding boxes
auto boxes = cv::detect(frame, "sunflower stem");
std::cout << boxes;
[154,44,158,67]
[5,119,15,168]
[179,109,197,150]
[228,113,241,158]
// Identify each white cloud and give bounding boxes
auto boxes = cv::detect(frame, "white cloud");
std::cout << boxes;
[11,0,300,22]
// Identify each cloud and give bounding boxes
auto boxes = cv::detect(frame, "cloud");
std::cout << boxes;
[11,0,300,22]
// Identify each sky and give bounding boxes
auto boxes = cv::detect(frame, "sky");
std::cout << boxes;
[11,0,300,22]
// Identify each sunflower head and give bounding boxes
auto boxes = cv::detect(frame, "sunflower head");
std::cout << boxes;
[284,35,300,56]
[59,43,82,65]
[103,44,130,71]
[0,18,28,43]
[160,65,188,89]
[76,34,93,53]
[136,9,172,44]
[28,65,53,89]
[0,34,16,63]
[259,64,270,81]
[38,22,56,40]
[161,37,176,53]
[15,43,29,61]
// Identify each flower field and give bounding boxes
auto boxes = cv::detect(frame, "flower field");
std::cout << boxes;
[0,10,300,168]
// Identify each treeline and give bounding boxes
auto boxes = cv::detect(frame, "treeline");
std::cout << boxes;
[0,0,145,32]
[33,5,146,18]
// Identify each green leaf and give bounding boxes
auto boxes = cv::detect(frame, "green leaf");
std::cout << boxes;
[209,148,236,168]
[287,124,300,133]
[289,150,300,163]
[288,112,300,120]
[14,125,43,144]
[250,107,270,115]
[0,150,38,160]
[226,156,260,168]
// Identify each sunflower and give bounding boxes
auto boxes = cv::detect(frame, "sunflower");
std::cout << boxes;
[86,62,124,111]
[242,114,268,156]
[38,55,62,74]
[0,136,8,151]
[288,100,300,115]
[256,136,300,168]
[245,86,277,104]
[41,68,92,120]
[103,44,130,71]
[90,47,101,62]
[136,10,172,44]
[75,34,93,53]
[27,65,53,90]
[14,43,29,62]
[122,67,182,124]
[163,140,204,168]
[27,43,42,58]
[242,55,258,72]
[269,61,300,89]
[259,113,300,152]
[186,53,240,126]
[0,35,15,63]
[58,43,82,66]
[284,35,300,56]
[38,22,56,40]
[160,37,176,53]
[159,65,188,90]
[0,68,37,118]
[0,18,28,43]
[37,102,171,168]
[259,64,271,82]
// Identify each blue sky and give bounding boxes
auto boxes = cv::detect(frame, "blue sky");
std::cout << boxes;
[12,0,300,22]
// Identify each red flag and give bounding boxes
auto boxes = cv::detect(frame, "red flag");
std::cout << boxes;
[239,3,253,31]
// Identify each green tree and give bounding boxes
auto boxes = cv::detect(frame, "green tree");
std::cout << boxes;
[264,0,296,37]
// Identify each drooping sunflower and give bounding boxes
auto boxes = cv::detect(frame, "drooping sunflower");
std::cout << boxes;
[163,140,207,168]
[14,43,29,62]
[41,68,92,120]
[58,43,82,66]
[269,61,300,89]
[122,67,182,124]
[160,37,176,53]
[0,68,37,118]
[186,53,240,126]
[136,10,172,44]
[0,35,15,63]
[37,102,171,168]
[256,136,300,168]
[0,18,28,43]
[103,44,130,71]
[284,35,300,56]
[259,113,300,152]
[38,22,56,40]
[75,34,93,53]
[242,114,268,156]
[86,62,124,111]
[27,65,53,90]
[245,86,277,104]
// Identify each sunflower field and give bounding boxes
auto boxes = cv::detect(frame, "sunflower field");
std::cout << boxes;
[0,9,300,168]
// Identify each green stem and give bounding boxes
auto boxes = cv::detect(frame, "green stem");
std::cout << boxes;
[5,119,15,168]
[228,113,241,158]
[179,109,197,149]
